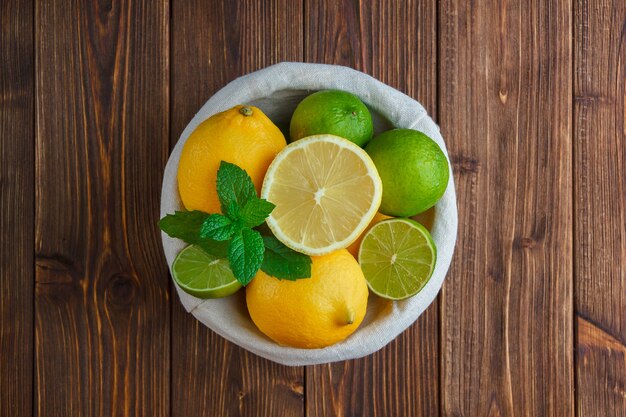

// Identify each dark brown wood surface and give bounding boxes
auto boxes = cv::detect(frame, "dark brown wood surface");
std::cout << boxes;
[0,1,33,416]
[574,0,626,415]
[34,0,170,415]
[1,0,624,416]
[439,0,575,415]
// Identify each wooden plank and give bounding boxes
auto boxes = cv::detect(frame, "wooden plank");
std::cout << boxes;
[0,0,34,416]
[304,1,439,416]
[35,0,170,415]
[574,0,626,415]
[439,0,573,415]
[170,1,304,416]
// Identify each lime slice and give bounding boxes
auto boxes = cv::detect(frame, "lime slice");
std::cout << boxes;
[172,245,242,298]
[358,218,436,300]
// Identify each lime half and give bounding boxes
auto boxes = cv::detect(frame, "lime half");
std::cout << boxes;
[358,218,436,300]
[172,245,242,298]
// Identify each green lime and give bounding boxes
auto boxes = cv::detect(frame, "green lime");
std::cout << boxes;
[289,90,373,146]
[365,129,449,216]
[358,218,436,300]
[172,245,242,298]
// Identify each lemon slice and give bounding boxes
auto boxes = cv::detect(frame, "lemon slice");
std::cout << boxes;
[261,134,382,255]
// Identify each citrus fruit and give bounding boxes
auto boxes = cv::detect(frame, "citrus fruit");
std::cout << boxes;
[246,249,369,348]
[261,134,383,256]
[172,245,242,298]
[358,218,436,300]
[346,212,393,258]
[289,90,374,146]
[365,129,449,216]
[177,105,286,214]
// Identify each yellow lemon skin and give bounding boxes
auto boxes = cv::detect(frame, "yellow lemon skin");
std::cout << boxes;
[177,105,287,213]
[346,212,393,258]
[246,250,369,349]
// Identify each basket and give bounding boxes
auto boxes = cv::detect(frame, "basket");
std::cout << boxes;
[160,62,457,366]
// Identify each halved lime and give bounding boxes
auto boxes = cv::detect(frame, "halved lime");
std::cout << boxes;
[358,218,436,300]
[172,245,242,298]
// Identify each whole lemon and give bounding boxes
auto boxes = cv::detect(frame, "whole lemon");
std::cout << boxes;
[177,105,286,213]
[246,250,369,349]
[365,129,450,216]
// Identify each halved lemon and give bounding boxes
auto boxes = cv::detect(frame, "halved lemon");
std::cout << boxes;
[261,134,382,255]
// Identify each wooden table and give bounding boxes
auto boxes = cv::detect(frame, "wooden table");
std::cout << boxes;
[2,0,624,416]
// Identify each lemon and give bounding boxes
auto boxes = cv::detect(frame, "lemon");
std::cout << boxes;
[261,134,382,256]
[289,90,374,146]
[346,212,393,258]
[359,218,436,300]
[365,129,449,216]
[178,105,286,214]
[246,250,368,348]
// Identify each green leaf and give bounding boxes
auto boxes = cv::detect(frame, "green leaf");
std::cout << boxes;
[196,240,229,259]
[159,211,228,258]
[200,214,235,241]
[159,210,209,243]
[216,161,257,214]
[240,198,275,228]
[261,236,312,280]
[228,228,265,286]
[224,201,241,220]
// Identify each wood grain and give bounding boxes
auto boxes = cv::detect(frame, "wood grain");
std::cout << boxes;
[0,0,34,416]
[35,0,170,415]
[439,0,573,415]
[170,1,304,416]
[574,0,626,414]
[304,1,440,416]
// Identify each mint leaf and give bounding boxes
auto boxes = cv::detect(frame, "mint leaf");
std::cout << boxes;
[197,240,229,259]
[216,161,257,214]
[159,211,228,258]
[228,228,265,285]
[200,214,235,241]
[159,210,209,243]
[261,236,311,280]
[161,162,282,286]
[224,201,241,220]
[240,198,275,228]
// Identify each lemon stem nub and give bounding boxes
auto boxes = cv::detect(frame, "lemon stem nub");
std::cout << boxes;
[240,107,253,116]
[346,309,355,325]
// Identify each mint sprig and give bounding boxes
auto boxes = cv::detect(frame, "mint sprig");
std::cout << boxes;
[159,161,311,286]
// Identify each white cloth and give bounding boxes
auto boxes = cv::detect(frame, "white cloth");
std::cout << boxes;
[160,62,458,366]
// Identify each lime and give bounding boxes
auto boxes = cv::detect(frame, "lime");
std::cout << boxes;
[365,129,449,216]
[358,218,436,300]
[289,90,373,146]
[172,245,242,298]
